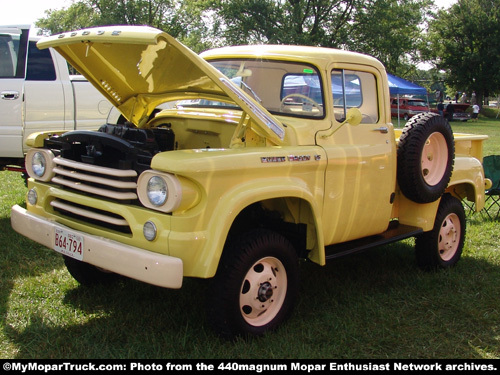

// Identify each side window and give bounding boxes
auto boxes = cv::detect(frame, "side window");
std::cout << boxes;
[331,69,379,123]
[26,41,56,81]
[0,29,28,78]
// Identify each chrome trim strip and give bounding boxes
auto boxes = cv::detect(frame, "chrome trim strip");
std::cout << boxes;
[54,158,137,177]
[50,200,129,227]
[53,167,137,189]
[52,177,138,200]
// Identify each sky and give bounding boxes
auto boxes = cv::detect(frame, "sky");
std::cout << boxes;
[1,0,459,27]
[0,0,72,26]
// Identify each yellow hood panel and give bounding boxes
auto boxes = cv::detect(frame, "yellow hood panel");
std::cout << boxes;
[37,25,284,143]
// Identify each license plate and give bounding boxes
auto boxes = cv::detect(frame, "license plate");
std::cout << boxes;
[54,227,84,261]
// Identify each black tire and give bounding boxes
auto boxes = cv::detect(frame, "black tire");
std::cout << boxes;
[397,112,454,203]
[415,194,466,270]
[63,255,118,286]
[207,229,299,338]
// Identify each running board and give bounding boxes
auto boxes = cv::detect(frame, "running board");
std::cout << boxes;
[325,222,423,261]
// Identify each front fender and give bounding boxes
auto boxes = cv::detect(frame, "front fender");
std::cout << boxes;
[196,177,326,278]
[26,131,68,148]
[152,146,327,277]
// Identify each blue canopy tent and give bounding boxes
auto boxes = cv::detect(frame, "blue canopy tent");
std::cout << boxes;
[387,73,429,126]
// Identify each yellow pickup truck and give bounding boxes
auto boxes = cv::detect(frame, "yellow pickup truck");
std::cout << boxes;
[11,26,488,338]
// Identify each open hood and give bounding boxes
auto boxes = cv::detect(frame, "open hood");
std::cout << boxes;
[37,25,284,143]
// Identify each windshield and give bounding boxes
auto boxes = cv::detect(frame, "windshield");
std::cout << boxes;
[207,59,324,119]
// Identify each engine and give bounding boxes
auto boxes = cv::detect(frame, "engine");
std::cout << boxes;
[43,123,175,174]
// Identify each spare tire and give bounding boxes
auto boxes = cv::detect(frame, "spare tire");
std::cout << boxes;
[397,112,454,203]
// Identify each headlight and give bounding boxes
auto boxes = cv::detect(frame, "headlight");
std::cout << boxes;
[26,149,55,181]
[137,170,200,213]
[32,152,46,177]
[146,176,168,206]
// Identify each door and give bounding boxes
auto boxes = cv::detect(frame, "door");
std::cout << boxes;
[318,67,396,245]
[22,41,67,153]
[0,26,29,158]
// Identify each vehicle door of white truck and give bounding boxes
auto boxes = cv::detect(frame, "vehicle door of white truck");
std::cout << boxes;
[22,40,69,153]
[0,26,29,159]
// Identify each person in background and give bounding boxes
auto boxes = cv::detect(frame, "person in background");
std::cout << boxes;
[446,102,455,121]
[437,101,445,117]
[472,103,480,121]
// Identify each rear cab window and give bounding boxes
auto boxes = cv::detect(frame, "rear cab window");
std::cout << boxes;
[26,41,56,81]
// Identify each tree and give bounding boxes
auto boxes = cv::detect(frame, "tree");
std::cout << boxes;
[204,0,433,77]
[35,1,98,34]
[35,0,436,78]
[427,0,500,105]
[35,0,212,52]
[346,0,433,77]
[204,0,357,46]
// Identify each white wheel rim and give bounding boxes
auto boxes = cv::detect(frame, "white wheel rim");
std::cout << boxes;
[438,213,461,261]
[421,131,448,185]
[239,257,287,327]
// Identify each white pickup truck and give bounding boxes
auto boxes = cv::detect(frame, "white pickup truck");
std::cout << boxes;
[0,25,112,172]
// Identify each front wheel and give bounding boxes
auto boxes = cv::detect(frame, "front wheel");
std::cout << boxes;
[415,195,466,270]
[63,256,119,286]
[207,229,299,338]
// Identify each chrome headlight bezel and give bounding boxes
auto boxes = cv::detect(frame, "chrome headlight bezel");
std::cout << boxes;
[26,149,56,182]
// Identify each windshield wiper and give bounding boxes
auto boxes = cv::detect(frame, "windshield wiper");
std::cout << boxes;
[240,81,262,104]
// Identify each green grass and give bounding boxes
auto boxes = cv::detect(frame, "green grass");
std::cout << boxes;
[1,118,499,359]
[449,117,500,157]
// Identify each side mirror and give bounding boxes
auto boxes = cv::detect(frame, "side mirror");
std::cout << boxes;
[320,107,363,139]
[345,107,362,126]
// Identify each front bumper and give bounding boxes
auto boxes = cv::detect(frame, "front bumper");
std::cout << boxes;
[11,204,183,289]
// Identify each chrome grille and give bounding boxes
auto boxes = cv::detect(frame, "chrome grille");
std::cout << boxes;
[51,157,138,200]
[50,198,131,234]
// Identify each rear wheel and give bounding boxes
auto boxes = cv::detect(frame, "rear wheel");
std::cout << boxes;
[415,195,466,270]
[207,229,299,338]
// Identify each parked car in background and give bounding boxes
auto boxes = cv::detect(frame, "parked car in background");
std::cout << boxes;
[0,25,112,172]
[430,102,471,122]
[444,103,471,122]
[391,97,430,120]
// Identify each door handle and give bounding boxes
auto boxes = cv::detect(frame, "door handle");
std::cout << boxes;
[1,91,20,100]
[373,127,388,134]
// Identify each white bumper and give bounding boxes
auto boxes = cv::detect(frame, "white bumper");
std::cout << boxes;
[11,205,183,289]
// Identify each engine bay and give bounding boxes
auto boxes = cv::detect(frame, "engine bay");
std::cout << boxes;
[43,123,175,174]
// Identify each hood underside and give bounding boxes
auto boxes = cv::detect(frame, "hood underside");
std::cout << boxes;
[37,25,284,143]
